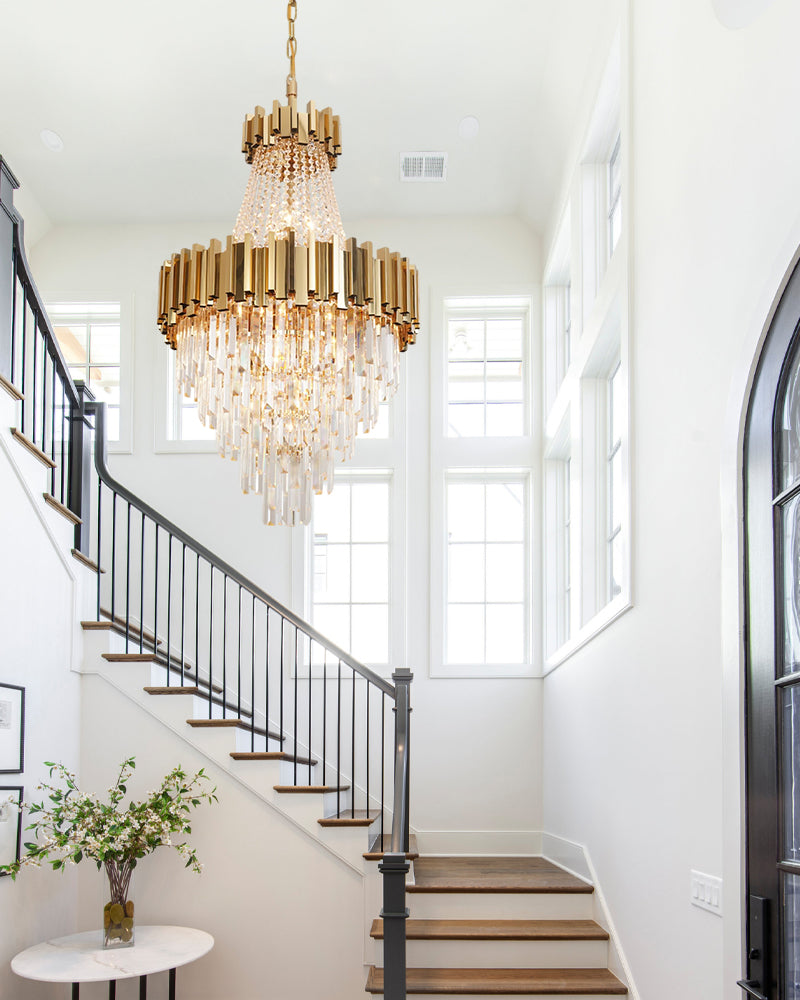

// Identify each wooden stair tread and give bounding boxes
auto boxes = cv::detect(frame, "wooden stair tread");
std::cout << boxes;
[408,858,593,894]
[0,373,23,401]
[144,686,253,719]
[364,967,627,995]
[364,833,419,861]
[369,919,609,941]
[230,751,317,767]
[43,492,81,525]
[274,784,349,793]
[187,717,284,742]
[11,427,56,468]
[318,810,378,827]
[72,549,105,573]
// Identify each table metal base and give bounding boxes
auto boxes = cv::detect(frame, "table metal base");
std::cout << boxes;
[70,967,177,999]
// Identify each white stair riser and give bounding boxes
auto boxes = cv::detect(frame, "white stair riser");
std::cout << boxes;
[397,994,623,1000]
[317,824,375,855]
[375,937,608,969]
[96,662,153,697]
[407,892,594,920]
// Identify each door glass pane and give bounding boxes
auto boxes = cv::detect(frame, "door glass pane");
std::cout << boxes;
[782,495,800,674]
[783,686,800,862]
[784,873,800,1000]
[782,352,800,491]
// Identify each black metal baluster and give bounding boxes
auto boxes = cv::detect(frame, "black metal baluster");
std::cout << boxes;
[125,501,131,650]
[293,628,299,786]
[20,298,26,433]
[351,668,356,817]
[279,618,285,747]
[153,526,159,655]
[195,553,200,695]
[96,482,102,620]
[110,493,117,622]
[237,586,242,719]
[31,315,37,444]
[166,534,173,683]
[208,566,214,720]
[60,385,66,504]
[307,639,313,785]
[322,651,328,787]
[381,692,385,847]
[49,358,56,492]
[139,511,145,653]
[264,608,270,752]
[10,251,16,384]
[366,682,370,822]
[250,596,256,751]
[337,659,342,821]
[222,575,228,718]
[40,334,47,454]
[180,543,186,684]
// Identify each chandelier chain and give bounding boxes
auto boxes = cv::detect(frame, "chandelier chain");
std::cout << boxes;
[286,0,298,97]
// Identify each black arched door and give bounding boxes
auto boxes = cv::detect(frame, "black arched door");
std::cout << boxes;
[744,259,800,1000]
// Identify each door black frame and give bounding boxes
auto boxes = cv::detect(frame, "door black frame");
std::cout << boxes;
[743,256,800,1000]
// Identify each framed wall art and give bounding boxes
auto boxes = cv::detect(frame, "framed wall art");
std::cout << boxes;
[0,786,23,874]
[0,684,24,774]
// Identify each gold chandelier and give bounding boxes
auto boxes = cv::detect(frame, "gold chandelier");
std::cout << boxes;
[156,0,419,526]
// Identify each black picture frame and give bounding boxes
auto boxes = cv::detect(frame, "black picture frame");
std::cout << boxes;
[0,786,23,874]
[0,684,24,774]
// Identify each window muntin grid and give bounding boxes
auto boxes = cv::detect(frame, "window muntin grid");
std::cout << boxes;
[445,476,528,666]
[49,302,121,442]
[607,362,623,600]
[447,314,526,438]
[312,478,391,666]
[608,134,622,254]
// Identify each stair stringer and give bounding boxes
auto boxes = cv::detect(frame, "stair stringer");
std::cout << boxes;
[541,833,639,1000]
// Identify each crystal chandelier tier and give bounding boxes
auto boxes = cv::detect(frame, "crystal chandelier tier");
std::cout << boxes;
[157,0,419,526]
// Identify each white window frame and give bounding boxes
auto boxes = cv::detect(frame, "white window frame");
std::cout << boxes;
[430,293,538,679]
[46,294,134,455]
[155,349,218,453]
[544,417,572,657]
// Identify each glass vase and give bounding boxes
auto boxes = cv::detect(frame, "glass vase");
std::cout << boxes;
[103,860,135,948]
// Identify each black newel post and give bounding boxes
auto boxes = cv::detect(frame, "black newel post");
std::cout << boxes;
[69,380,95,553]
[0,159,19,382]
[381,667,413,1000]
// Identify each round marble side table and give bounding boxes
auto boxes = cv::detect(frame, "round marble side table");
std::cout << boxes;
[12,925,214,999]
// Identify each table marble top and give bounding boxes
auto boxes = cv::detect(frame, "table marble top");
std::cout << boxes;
[11,925,214,983]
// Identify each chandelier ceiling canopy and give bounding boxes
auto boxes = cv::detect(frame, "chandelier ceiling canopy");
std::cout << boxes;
[157,0,419,526]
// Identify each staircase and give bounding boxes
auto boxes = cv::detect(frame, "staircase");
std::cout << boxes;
[0,160,630,1000]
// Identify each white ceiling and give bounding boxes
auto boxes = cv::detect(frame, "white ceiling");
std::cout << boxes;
[1,0,619,235]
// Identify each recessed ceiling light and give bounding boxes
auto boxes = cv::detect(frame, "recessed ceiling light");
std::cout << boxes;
[458,115,480,140]
[40,129,64,153]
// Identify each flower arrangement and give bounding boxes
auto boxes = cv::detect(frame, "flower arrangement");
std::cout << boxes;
[1,757,217,947]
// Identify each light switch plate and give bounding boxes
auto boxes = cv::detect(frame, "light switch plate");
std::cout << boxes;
[691,870,723,916]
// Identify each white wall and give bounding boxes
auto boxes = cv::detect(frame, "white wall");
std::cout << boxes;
[542,2,800,999]
[0,400,83,998]
[30,214,544,843]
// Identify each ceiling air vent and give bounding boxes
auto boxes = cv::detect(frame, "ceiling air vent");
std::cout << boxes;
[400,152,448,182]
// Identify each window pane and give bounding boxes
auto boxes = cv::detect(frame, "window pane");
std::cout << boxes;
[448,320,484,360]
[486,361,523,402]
[486,604,524,663]
[448,544,485,602]
[784,873,800,1000]
[88,325,120,364]
[485,483,525,541]
[447,605,485,664]
[448,403,485,437]
[313,543,350,603]
[486,543,524,602]
[313,604,351,652]
[54,325,88,365]
[351,545,388,602]
[485,319,522,360]
[782,494,800,675]
[90,366,120,404]
[782,686,800,862]
[314,484,351,543]
[486,403,523,437]
[351,482,389,542]
[609,531,623,600]
[181,405,216,440]
[610,448,623,532]
[351,605,388,664]
[448,361,486,402]
[448,483,485,542]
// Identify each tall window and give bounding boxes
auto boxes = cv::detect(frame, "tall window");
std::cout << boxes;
[312,477,391,666]
[168,352,216,442]
[432,295,534,678]
[49,302,123,443]
[562,458,572,639]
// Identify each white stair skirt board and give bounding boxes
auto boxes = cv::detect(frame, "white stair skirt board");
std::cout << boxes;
[407,893,595,921]
[375,938,609,969]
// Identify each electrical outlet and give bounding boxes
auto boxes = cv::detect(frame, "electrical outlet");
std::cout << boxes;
[691,870,723,916]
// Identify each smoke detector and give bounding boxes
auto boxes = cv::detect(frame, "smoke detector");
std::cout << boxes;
[400,152,448,182]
